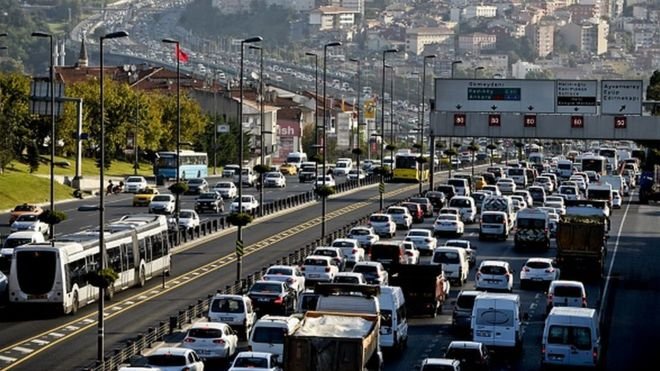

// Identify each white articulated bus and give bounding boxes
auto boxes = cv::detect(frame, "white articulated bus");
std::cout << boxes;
[8,215,171,314]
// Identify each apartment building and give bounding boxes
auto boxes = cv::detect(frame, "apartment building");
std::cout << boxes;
[405,27,455,55]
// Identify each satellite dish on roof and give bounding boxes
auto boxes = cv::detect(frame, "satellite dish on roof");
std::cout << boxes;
[250,71,260,81]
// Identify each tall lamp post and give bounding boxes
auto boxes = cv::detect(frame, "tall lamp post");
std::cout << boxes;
[98,30,129,367]
[451,60,462,79]
[305,52,318,159]
[386,65,395,165]
[349,57,361,184]
[420,54,435,194]
[379,48,397,210]
[249,44,265,216]
[321,41,341,241]
[31,31,55,242]
[474,66,485,79]
[161,38,183,245]
[236,36,262,281]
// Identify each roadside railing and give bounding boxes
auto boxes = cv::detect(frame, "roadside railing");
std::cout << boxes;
[82,183,416,371]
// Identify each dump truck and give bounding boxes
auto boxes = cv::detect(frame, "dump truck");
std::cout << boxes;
[390,264,448,317]
[283,311,381,371]
[556,204,608,281]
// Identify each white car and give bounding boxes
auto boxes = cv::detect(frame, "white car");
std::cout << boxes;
[612,190,622,208]
[346,226,380,247]
[520,258,560,289]
[444,239,477,267]
[332,272,368,285]
[181,322,238,361]
[172,209,200,230]
[368,213,396,238]
[513,190,534,207]
[482,185,502,197]
[475,260,514,292]
[386,206,413,230]
[333,161,352,176]
[496,178,516,194]
[263,172,286,188]
[312,246,347,271]
[404,229,437,255]
[149,194,176,214]
[212,181,238,199]
[534,176,554,193]
[314,174,336,189]
[331,238,366,267]
[402,241,420,264]
[124,176,148,193]
[558,185,579,201]
[229,351,282,371]
[301,255,339,283]
[146,347,205,371]
[347,169,367,181]
[433,214,465,237]
[545,196,565,208]
[230,195,259,213]
[263,265,306,294]
[352,261,389,285]
[10,214,49,234]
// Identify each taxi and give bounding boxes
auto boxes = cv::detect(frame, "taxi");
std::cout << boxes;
[132,186,160,207]
[279,163,297,175]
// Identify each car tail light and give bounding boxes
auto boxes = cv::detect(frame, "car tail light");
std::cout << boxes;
[352,248,358,254]
[582,296,587,307]
[213,339,226,344]
[287,278,294,284]
[405,251,413,256]
[523,267,530,272]
[263,276,269,280]
[183,337,195,343]
[505,273,510,279]
[545,268,554,273]
[274,297,284,304]
[248,345,253,351]
[593,348,598,364]
[425,238,432,242]
[547,294,553,302]
[325,267,331,272]
[476,272,481,280]
[300,266,305,271]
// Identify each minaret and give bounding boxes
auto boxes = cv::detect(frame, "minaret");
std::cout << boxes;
[77,33,88,67]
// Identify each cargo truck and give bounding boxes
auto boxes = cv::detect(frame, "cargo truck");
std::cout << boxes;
[639,164,660,204]
[390,264,448,317]
[555,208,607,281]
[283,311,381,371]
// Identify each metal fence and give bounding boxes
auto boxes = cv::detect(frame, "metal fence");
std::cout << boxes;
[83,174,397,371]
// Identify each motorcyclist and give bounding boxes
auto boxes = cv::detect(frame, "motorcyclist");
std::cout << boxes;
[106,180,114,195]
[116,180,125,193]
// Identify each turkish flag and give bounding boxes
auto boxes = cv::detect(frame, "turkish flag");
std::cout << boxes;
[175,44,189,63]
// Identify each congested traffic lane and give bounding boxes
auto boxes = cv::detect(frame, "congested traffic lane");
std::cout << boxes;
[0,174,338,237]
[0,169,466,371]
[384,195,634,371]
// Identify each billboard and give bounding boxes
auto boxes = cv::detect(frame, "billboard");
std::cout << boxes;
[335,112,352,149]
[364,98,376,119]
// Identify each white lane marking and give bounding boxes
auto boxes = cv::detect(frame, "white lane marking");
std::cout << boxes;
[599,191,634,318]
[64,325,79,331]
[81,318,94,324]
[48,332,64,338]
[12,347,33,354]
[529,303,537,311]
[0,355,17,363]
[30,339,49,346]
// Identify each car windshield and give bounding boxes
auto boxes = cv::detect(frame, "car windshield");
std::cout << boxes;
[199,193,216,199]
[433,251,459,264]
[267,267,293,275]
[314,249,338,257]
[16,214,38,222]
[333,241,355,247]
[370,216,388,222]
[445,241,468,249]
[482,214,504,223]
[548,325,592,350]
[14,205,35,212]
[266,173,280,178]
[304,258,328,266]
[480,265,507,275]
[449,199,471,208]
[188,179,203,184]
[517,218,546,228]
[233,357,269,368]
[554,286,583,297]
[437,215,456,221]
[456,294,476,309]
[334,276,360,284]
[210,298,244,313]
[349,229,370,236]
[152,196,171,201]
[250,282,283,293]
[127,177,143,183]
[179,211,194,218]
[446,347,481,361]
[387,208,405,214]
[526,261,551,269]
[188,327,223,338]
[147,354,187,366]
[352,265,376,273]
[215,183,231,189]
[252,327,286,344]
[408,231,428,237]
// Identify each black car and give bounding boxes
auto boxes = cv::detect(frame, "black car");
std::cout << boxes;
[425,191,446,211]
[409,197,434,217]
[298,165,318,183]
[445,341,490,371]
[247,281,297,316]
[435,184,456,200]
[480,172,497,185]
[194,192,224,214]
[185,178,209,194]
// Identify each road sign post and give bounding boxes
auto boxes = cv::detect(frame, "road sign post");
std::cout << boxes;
[488,114,501,127]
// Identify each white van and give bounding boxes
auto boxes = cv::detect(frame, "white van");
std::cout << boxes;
[556,159,574,179]
[207,294,256,340]
[0,231,46,274]
[448,178,470,197]
[471,293,523,350]
[448,196,477,224]
[481,196,515,230]
[542,307,601,368]
[479,211,509,241]
[248,315,301,358]
[506,167,528,188]
[431,247,469,285]
[378,286,408,351]
[286,151,308,170]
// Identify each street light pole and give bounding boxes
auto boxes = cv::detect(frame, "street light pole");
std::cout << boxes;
[249,45,265,216]
[213,68,218,175]
[349,57,361,184]
[322,41,341,242]
[388,66,394,165]
[134,92,140,175]
[98,30,129,368]
[161,38,183,245]
[305,52,318,160]
[31,32,55,242]
[474,66,485,79]
[236,36,262,282]
[420,54,435,195]
[380,48,397,211]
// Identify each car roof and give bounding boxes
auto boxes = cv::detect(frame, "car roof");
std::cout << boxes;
[448,341,483,349]
[189,321,230,330]
[354,261,382,267]
[479,260,509,267]
[150,347,192,356]
[525,257,554,264]
[234,351,273,358]
[304,255,332,261]
[422,358,460,366]
[550,280,585,288]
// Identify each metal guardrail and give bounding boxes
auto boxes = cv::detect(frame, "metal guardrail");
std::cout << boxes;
[83,174,390,370]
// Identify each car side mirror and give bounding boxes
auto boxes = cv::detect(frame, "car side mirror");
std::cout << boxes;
[523,312,530,321]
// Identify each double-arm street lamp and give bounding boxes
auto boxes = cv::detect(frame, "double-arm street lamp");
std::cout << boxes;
[31,32,56,242]
[236,36,262,281]
[249,45,265,216]
[98,29,129,368]
[349,57,361,184]
[379,48,397,210]
[420,54,435,195]
[321,41,341,241]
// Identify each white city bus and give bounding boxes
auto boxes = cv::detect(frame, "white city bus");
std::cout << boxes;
[8,215,170,314]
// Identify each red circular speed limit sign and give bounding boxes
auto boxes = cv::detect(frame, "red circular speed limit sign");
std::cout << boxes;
[570,116,584,128]
[488,114,501,127]
[454,114,466,127]
[614,116,627,129]
[523,115,536,128]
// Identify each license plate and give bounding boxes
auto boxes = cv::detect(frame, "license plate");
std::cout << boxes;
[258,298,270,302]
[309,274,319,278]
[221,317,234,322]
[532,277,543,281]
[476,330,491,337]
[28,294,47,300]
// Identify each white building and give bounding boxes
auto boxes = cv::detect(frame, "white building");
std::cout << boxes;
[458,33,497,52]
[512,60,543,79]
[463,5,498,19]
[405,27,455,56]
[330,0,364,16]
[559,20,609,55]
[309,6,356,31]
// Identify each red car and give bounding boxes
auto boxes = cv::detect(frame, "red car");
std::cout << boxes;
[401,202,424,223]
